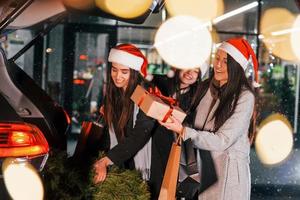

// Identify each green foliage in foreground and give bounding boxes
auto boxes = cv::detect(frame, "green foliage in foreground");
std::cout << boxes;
[43,150,150,200]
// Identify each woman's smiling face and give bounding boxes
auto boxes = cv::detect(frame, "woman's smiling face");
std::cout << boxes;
[179,69,200,86]
[213,49,228,86]
[111,62,131,91]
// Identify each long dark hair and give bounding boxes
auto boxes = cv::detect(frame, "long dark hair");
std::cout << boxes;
[104,65,142,141]
[212,54,255,135]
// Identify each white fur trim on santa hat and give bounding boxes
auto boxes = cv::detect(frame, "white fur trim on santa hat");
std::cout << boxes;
[218,42,249,70]
[108,48,144,71]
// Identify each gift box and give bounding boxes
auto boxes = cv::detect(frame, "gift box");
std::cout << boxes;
[131,85,186,123]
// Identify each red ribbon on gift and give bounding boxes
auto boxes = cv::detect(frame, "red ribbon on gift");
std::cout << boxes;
[148,87,177,106]
[162,107,174,123]
[137,87,177,123]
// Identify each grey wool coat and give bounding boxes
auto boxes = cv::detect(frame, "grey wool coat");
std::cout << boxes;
[184,88,254,200]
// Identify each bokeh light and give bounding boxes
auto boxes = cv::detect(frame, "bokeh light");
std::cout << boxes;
[165,0,224,21]
[291,15,300,61]
[260,8,298,61]
[255,114,294,166]
[2,158,44,200]
[154,15,212,70]
[95,0,152,19]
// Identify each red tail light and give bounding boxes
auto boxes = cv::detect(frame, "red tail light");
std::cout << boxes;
[0,123,49,157]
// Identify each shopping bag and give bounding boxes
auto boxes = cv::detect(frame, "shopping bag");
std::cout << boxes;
[177,139,218,198]
[72,117,105,162]
[177,139,199,198]
[158,136,182,200]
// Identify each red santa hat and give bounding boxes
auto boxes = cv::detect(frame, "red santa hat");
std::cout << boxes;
[218,38,260,87]
[108,43,148,77]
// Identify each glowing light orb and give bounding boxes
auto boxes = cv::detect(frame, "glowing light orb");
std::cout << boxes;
[260,8,298,61]
[95,0,152,19]
[291,15,300,61]
[255,114,294,166]
[154,16,212,71]
[2,158,44,200]
[165,0,224,21]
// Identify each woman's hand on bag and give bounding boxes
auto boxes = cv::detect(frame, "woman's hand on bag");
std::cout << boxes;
[93,156,112,184]
[159,115,184,135]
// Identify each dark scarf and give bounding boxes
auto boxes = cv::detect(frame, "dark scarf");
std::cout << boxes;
[210,77,228,97]
[209,78,222,100]
[204,78,227,127]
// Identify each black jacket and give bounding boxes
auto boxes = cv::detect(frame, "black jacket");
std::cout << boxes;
[101,81,172,200]
[106,109,157,169]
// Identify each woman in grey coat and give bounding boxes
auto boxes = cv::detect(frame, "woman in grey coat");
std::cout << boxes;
[159,38,259,200]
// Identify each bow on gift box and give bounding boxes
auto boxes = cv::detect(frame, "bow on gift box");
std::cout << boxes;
[148,87,177,105]
[138,87,178,123]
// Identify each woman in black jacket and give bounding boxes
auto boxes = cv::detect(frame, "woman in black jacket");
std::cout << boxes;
[151,67,209,199]
[93,44,157,184]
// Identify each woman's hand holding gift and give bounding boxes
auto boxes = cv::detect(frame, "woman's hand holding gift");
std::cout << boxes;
[159,115,185,137]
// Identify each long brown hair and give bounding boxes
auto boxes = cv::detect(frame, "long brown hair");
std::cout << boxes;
[103,64,142,141]
[211,54,256,139]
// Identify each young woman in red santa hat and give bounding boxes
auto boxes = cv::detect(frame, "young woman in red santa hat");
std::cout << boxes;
[93,43,171,199]
[159,38,258,200]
